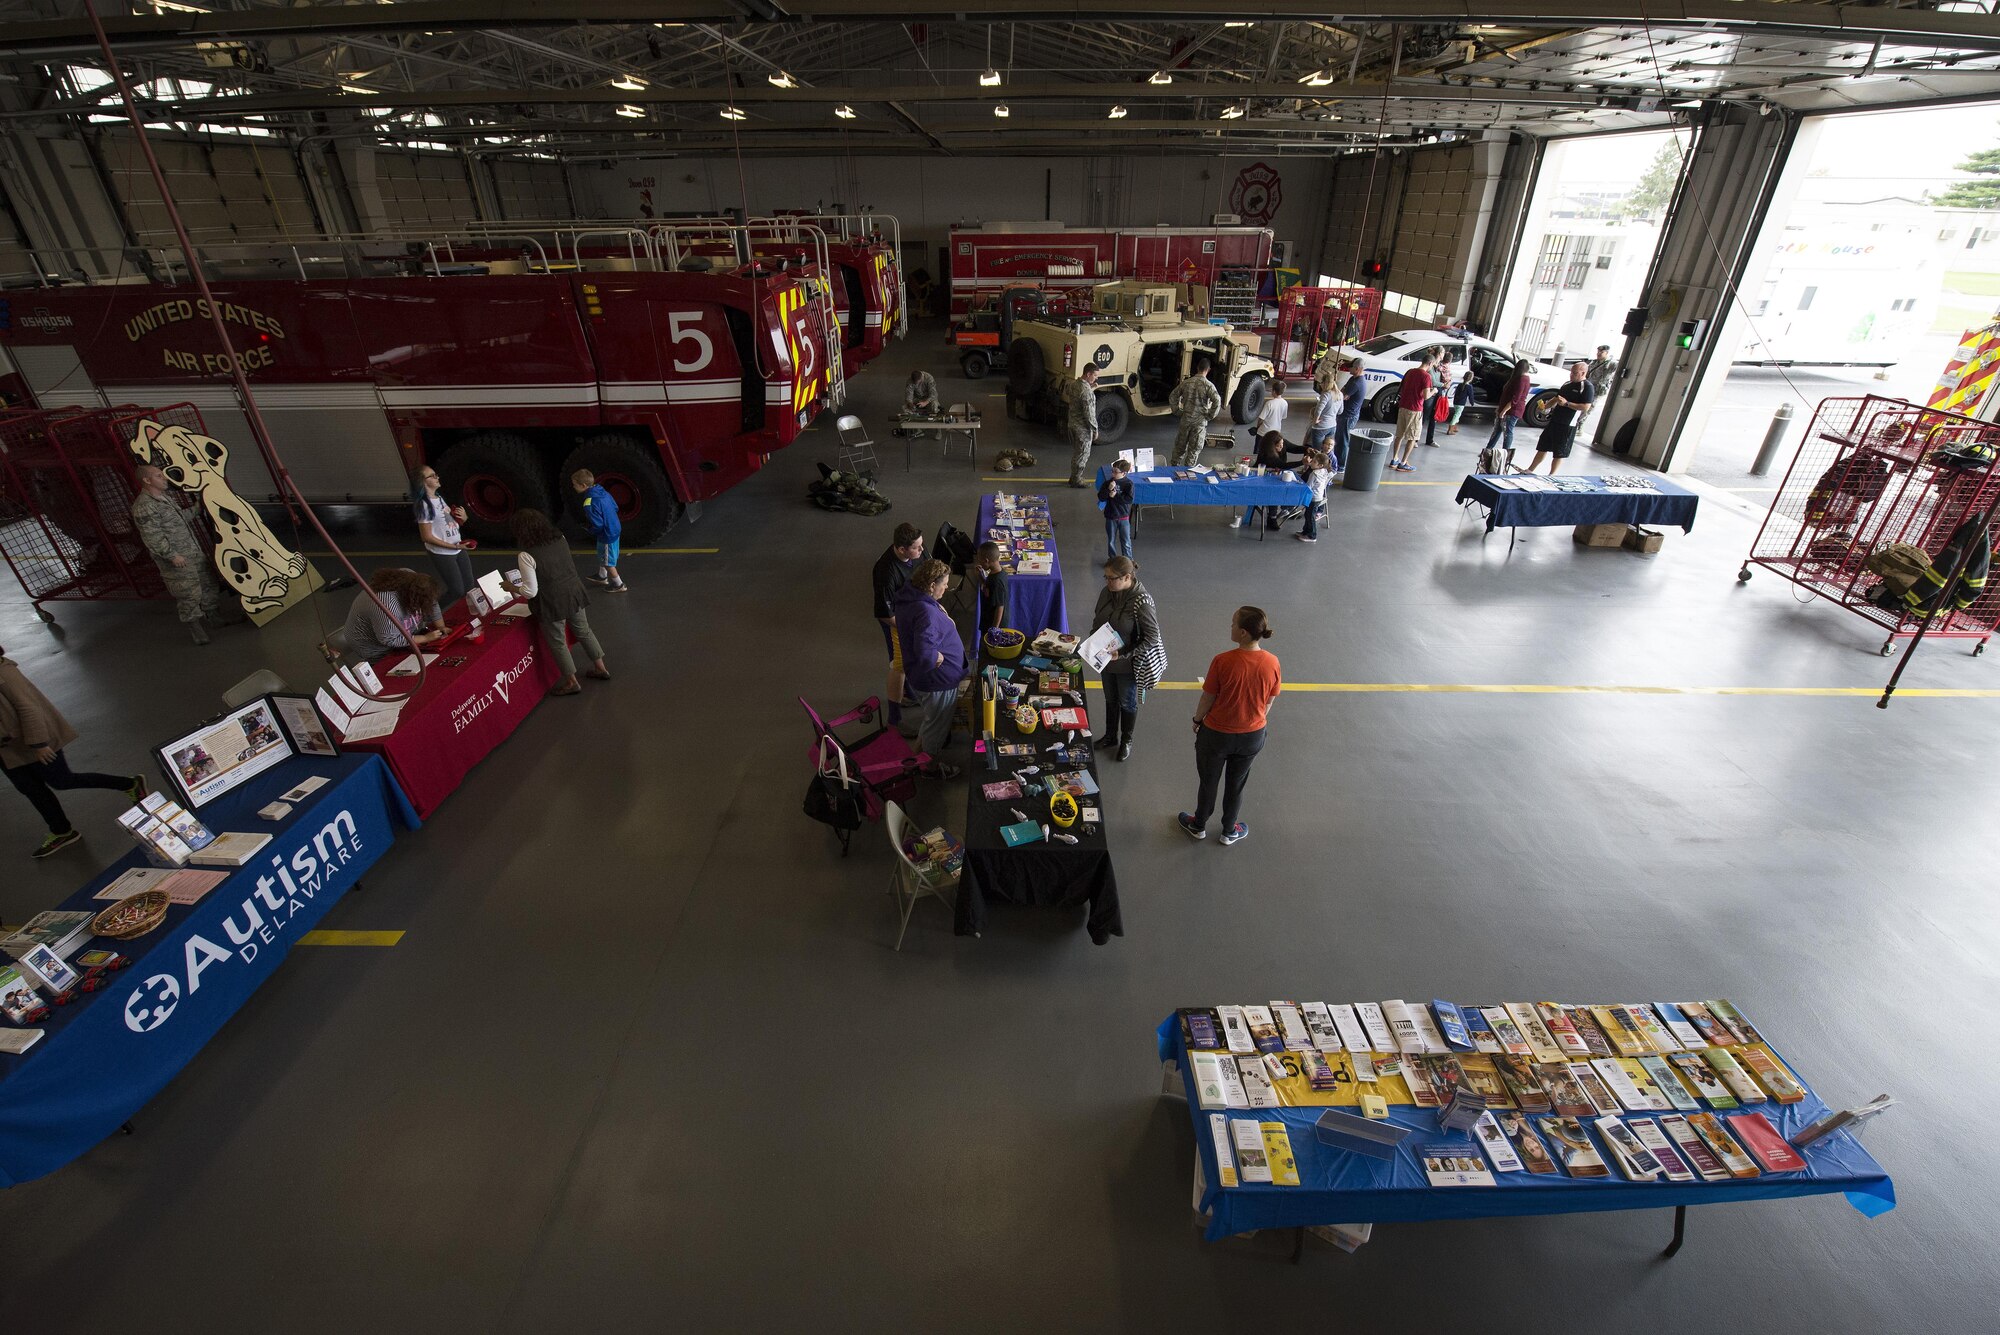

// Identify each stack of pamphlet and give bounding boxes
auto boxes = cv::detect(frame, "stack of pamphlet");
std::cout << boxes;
[1175,995,1878,1191]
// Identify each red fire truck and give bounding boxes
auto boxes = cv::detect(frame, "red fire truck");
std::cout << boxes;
[675,214,906,374]
[0,225,841,544]
[948,223,1273,321]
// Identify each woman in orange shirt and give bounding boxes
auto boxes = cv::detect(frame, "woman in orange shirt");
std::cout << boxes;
[1176,606,1281,846]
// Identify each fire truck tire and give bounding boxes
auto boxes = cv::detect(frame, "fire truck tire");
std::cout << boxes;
[1006,338,1046,401]
[1094,392,1131,445]
[1230,374,1270,427]
[439,432,552,541]
[961,351,992,380]
[1524,389,1562,429]
[561,435,681,545]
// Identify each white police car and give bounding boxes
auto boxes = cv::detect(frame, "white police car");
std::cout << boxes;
[1340,331,1567,427]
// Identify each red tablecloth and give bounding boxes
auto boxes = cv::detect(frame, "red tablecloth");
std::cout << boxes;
[343,611,561,818]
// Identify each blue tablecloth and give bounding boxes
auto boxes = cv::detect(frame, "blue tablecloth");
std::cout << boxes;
[1454,474,1701,534]
[0,753,418,1185]
[1157,1015,1894,1242]
[1099,466,1312,509]
[976,492,1068,634]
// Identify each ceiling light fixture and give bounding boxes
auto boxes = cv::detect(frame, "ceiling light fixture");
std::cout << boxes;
[1298,70,1334,87]
[834,104,856,119]
[611,75,646,91]
[1107,105,1127,119]
[1148,71,1173,85]
[341,83,378,95]
[1220,104,1244,119]
[980,68,1002,87]
[1224,20,1254,27]
[993,103,1009,117]
[720,105,747,120]
[768,71,797,88]
[616,103,645,118]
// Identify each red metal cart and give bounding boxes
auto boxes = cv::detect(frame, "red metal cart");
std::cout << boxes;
[1739,394,2000,655]
[0,402,212,624]
[1272,285,1383,378]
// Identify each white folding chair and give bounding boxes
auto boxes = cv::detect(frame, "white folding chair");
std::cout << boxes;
[222,668,288,709]
[835,414,879,477]
[884,800,956,950]
[940,404,977,464]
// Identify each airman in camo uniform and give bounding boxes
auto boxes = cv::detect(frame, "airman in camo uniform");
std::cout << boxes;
[1066,363,1100,487]
[131,463,224,644]
[1168,357,1222,468]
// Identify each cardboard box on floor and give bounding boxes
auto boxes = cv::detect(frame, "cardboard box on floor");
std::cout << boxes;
[1573,523,1626,547]
[1623,526,1664,554]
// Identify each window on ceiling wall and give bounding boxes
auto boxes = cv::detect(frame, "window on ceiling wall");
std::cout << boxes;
[1798,286,1818,311]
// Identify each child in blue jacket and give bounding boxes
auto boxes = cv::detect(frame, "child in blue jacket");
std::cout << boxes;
[570,469,627,592]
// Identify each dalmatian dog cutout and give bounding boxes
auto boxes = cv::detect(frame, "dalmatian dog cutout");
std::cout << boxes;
[127,418,309,614]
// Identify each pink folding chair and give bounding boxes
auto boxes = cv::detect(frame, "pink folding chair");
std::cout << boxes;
[800,695,930,853]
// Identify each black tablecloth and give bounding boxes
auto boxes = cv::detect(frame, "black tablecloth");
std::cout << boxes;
[956,654,1122,943]
[1453,474,1701,534]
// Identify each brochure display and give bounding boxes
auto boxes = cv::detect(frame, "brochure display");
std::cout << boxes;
[153,696,299,808]
[975,493,1069,635]
[0,754,418,1186]
[333,604,562,818]
[1159,998,1893,1247]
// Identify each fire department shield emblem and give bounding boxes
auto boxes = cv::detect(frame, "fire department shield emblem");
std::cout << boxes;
[1228,163,1283,226]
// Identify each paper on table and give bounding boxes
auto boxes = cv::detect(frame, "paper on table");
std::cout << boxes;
[339,707,402,742]
[1144,476,1173,483]
[1131,447,1155,471]
[329,673,400,717]
[1078,623,1124,673]
[314,687,352,733]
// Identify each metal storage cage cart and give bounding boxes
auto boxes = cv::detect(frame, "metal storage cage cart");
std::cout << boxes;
[1739,394,2000,655]
[0,402,212,624]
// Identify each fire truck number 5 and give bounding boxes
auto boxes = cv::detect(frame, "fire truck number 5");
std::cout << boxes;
[668,311,713,373]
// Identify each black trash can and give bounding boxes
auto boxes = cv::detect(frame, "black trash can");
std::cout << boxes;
[1343,429,1392,493]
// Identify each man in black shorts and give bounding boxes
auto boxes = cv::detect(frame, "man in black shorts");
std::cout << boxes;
[1526,361,1596,475]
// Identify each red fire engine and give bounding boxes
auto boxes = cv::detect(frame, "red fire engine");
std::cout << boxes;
[948,223,1273,322]
[0,225,841,544]
[672,213,906,373]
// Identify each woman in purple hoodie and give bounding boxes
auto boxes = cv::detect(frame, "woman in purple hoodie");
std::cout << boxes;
[891,559,966,780]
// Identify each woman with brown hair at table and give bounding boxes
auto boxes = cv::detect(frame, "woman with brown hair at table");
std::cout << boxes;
[341,567,445,664]
[506,507,609,697]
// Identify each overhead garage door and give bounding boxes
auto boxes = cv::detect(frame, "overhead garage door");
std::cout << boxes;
[98,132,316,242]
[375,150,479,230]
[490,159,570,222]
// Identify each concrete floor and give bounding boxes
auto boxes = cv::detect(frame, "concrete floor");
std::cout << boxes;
[1,323,1996,1332]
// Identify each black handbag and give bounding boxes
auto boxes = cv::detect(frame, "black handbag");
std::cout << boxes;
[803,738,864,851]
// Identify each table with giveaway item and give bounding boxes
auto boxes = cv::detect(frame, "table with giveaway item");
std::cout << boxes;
[0,753,418,1185]
[336,598,564,818]
[1157,998,1892,1254]
[956,632,1121,943]
[1097,464,1312,524]
[975,492,1069,635]
[1453,472,1700,540]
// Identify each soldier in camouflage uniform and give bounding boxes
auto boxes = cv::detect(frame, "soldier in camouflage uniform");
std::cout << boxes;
[1066,363,1101,488]
[131,463,225,644]
[1168,357,1223,468]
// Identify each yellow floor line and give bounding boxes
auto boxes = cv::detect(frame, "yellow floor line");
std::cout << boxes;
[298,929,404,946]
[307,548,718,557]
[1146,681,2000,698]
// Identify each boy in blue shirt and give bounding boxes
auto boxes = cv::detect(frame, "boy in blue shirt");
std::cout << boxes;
[570,469,627,592]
